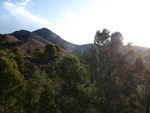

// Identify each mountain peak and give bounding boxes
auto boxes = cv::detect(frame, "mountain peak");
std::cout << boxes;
[11,30,31,40]
[3,28,91,54]
[39,28,51,31]
[34,28,53,34]
[33,28,58,40]
[12,30,31,35]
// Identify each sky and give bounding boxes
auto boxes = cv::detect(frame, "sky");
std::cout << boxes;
[0,0,150,47]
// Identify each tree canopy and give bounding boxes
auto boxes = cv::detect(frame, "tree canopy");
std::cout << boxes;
[0,28,150,113]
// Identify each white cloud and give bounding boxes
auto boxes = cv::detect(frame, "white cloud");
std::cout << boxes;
[1,0,85,44]
[4,0,31,8]
[0,0,55,34]
[1,0,150,46]
[4,2,13,7]
[19,0,31,5]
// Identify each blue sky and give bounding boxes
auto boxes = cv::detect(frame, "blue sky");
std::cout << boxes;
[0,0,150,47]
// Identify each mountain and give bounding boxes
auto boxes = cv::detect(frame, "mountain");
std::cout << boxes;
[0,34,20,50]
[133,45,148,55]
[7,28,91,55]
[0,34,19,43]
[10,30,48,53]
[10,28,91,54]
[19,38,45,53]
[11,30,31,40]
[33,28,91,54]
[11,30,51,44]
[0,28,147,55]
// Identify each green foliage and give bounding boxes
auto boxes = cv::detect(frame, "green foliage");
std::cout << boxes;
[59,55,81,83]
[24,70,46,113]
[38,78,57,113]
[16,56,25,73]
[0,56,26,113]
[44,44,62,64]
[12,46,21,55]
[57,55,90,113]
[26,48,32,55]
[0,49,7,57]
[81,29,145,113]
[1,28,150,113]
[33,48,44,64]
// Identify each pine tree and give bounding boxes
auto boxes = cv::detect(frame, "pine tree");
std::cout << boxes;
[24,70,46,113]
[57,55,90,113]
[0,56,26,112]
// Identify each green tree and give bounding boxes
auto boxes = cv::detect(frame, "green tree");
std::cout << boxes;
[57,55,90,113]
[44,44,62,64]
[24,70,47,113]
[38,78,58,113]
[34,48,43,57]
[135,54,150,113]
[16,56,25,73]
[26,48,32,55]
[12,46,21,56]
[82,29,140,113]
[33,48,44,64]
[0,56,26,113]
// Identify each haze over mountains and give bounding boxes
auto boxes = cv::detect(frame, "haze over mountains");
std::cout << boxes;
[0,28,148,55]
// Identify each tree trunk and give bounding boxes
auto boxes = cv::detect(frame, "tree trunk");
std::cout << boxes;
[146,98,149,113]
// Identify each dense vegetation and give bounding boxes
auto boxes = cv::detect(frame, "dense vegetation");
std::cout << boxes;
[0,28,150,113]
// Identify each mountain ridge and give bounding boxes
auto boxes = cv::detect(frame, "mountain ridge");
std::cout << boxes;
[0,28,148,55]
[33,28,92,54]
[8,28,91,54]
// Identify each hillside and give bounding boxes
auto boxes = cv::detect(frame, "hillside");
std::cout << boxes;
[0,34,20,50]
[133,45,148,55]
[1,28,150,113]
[0,34,19,43]
[33,28,91,54]
[0,28,148,55]
[10,28,91,54]
[11,30,51,44]
[19,38,45,53]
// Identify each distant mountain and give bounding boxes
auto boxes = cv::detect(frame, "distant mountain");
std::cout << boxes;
[11,30,31,40]
[10,30,49,53]
[133,45,148,55]
[9,28,91,54]
[11,30,51,44]
[33,28,91,54]
[0,28,147,55]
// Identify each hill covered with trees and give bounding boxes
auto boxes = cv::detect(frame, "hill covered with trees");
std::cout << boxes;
[0,28,150,113]
[9,28,91,55]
